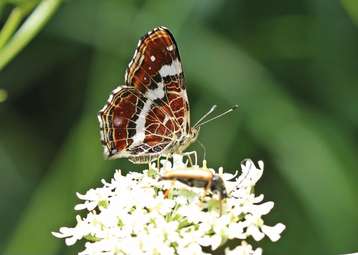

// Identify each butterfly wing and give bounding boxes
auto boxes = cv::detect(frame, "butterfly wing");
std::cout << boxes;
[125,26,190,135]
[98,27,190,163]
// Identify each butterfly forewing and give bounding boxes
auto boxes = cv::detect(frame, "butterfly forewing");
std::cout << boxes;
[98,27,191,162]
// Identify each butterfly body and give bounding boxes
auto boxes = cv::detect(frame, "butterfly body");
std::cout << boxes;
[128,129,199,164]
[98,27,197,164]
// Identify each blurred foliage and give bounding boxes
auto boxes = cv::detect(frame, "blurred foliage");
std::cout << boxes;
[1,0,358,255]
[342,0,358,26]
[0,0,61,70]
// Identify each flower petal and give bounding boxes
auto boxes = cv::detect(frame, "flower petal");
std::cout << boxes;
[261,223,286,242]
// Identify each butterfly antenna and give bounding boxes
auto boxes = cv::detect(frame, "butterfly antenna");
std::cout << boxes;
[195,104,238,128]
[193,105,217,128]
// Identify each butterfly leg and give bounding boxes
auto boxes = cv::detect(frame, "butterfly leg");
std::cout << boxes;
[157,157,160,171]
[182,151,197,167]
[193,151,198,166]
[188,155,194,167]
[191,151,198,166]
[165,154,171,167]
[181,151,193,167]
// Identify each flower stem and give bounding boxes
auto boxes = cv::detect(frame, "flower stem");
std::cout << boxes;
[0,0,62,71]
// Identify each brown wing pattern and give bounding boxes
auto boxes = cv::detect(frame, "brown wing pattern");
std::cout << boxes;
[98,86,173,159]
[98,27,190,162]
[125,26,190,134]
[98,86,137,157]
[125,27,181,89]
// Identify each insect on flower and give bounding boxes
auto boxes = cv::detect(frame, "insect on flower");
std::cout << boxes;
[98,26,238,164]
[159,168,228,199]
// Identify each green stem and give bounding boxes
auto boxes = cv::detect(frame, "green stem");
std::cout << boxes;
[0,7,24,49]
[0,0,62,71]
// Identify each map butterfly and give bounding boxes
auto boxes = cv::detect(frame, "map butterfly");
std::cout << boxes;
[98,27,199,164]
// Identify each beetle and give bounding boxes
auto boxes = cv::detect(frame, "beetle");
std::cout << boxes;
[159,168,228,200]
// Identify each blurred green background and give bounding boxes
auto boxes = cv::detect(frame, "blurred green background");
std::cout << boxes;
[1,0,358,254]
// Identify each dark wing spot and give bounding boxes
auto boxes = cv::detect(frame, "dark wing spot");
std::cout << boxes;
[153,73,162,83]
[154,98,165,106]
[148,81,158,90]
[137,98,144,110]
[163,76,171,83]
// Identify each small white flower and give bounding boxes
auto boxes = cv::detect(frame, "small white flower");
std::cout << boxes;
[52,215,92,246]
[75,187,112,211]
[227,222,246,239]
[53,155,285,254]
[225,241,263,255]
[261,223,286,242]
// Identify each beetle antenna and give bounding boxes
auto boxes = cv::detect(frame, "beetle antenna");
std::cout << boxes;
[197,139,207,161]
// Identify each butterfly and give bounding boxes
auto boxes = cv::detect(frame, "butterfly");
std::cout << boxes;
[98,27,237,164]
[98,27,198,164]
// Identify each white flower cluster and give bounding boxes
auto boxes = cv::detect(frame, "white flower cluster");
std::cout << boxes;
[52,155,285,255]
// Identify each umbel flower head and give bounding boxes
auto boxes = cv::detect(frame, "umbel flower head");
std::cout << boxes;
[52,155,285,255]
